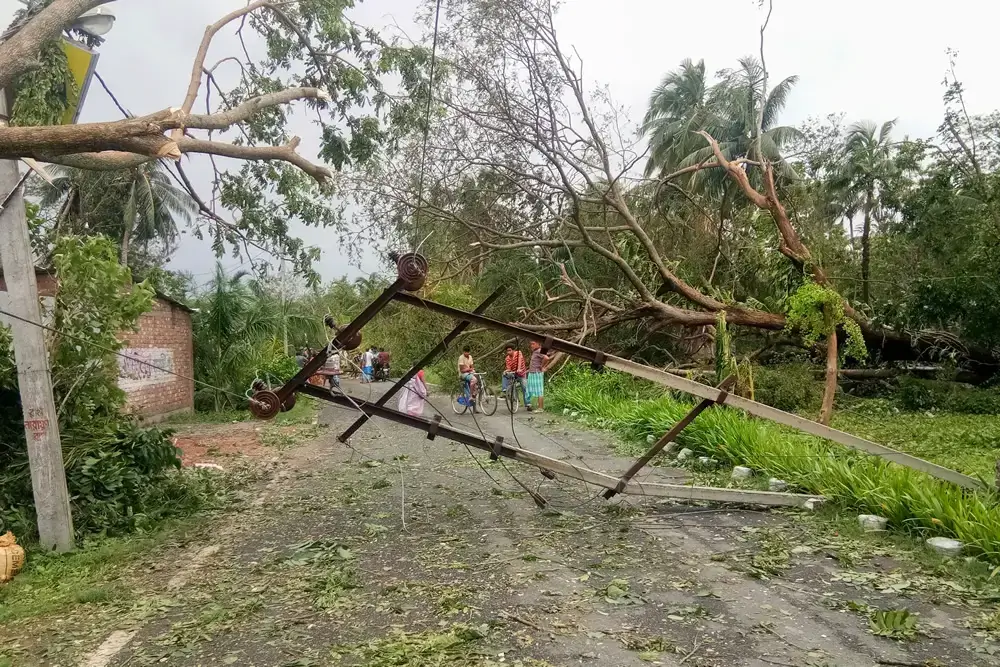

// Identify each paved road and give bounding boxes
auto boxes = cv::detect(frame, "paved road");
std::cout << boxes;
[9,378,996,666]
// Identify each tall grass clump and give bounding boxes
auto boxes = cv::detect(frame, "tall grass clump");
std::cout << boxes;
[550,365,1000,562]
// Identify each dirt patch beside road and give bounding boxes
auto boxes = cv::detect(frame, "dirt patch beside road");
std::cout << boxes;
[171,422,267,466]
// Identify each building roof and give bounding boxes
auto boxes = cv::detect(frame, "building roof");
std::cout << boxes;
[154,291,197,313]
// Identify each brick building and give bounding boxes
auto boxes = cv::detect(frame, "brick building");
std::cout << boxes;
[0,269,195,421]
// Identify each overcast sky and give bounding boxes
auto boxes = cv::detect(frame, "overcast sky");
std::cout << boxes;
[6,0,997,285]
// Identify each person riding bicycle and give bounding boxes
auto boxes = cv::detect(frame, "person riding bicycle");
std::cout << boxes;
[502,343,528,409]
[458,346,477,400]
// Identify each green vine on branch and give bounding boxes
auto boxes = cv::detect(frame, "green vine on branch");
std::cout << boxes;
[715,310,755,397]
[10,39,78,127]
[786,282,867,361]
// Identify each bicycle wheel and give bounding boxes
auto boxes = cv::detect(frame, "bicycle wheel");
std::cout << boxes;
[506,385,519,414]
[452,391,469,415]
[479,386,498,416]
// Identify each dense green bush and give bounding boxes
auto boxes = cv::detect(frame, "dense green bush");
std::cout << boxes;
[0,423,214,539]
[898,377,1000,414]
[549,364,1000,562]
[753,365,822,412]
[0,237,211,542]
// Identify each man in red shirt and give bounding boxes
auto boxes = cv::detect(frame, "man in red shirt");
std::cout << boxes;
[502,343,529,409]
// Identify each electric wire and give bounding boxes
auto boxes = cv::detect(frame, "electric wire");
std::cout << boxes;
[329,333,500,485]
[411,0,444,251]
[335,352,408,530]
[0,305,260,408]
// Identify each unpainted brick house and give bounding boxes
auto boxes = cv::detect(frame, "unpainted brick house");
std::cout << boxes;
[0,269,195,421]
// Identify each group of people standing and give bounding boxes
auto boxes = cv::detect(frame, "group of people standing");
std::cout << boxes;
[501,340,550,412]
[359,346,391,383]
[296,337,551,418]
[310,343,426,417]
[295,344,392,390]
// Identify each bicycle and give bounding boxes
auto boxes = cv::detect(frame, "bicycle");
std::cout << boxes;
[452,372,497,415]
[372,361,391,382]
[502,371,526,414]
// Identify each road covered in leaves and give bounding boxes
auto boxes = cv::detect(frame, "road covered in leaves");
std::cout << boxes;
[4,380,1000,667]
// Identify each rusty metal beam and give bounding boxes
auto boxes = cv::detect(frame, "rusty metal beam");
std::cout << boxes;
[605,356,984,490]
[604,375,735,499]
[301,384,819,507]
[337,287,503,443]
[391,293,984,490]
[274,278,405,404]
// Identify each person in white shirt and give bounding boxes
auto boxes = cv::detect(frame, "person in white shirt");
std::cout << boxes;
[361,347,375,382]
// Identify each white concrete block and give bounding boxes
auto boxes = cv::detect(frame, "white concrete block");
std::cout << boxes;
[731,466,753,480]
[768,478,788,492]
[926,537,963,557]
[803,498,825,511]
[858,514,888,532]
[676,448,694,462]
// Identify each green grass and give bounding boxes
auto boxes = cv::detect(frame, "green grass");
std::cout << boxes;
[832,400,1000,481]
[0,516,209,624]
[549,366,1000,562]
[0,463,264,625]
[330,625,492,666]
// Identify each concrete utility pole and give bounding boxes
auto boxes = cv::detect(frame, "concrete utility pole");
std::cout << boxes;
[0,92,75,551]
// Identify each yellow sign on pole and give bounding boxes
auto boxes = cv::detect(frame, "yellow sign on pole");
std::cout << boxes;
[60,38,99,125]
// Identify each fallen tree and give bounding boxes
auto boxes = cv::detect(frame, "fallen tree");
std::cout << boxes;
[353,0,998,390]
[0,0,431,281]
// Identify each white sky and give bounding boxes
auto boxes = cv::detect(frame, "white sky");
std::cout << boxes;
[5,0,997,285]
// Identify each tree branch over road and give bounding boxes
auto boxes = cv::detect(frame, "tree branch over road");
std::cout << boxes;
[1,0,432,282]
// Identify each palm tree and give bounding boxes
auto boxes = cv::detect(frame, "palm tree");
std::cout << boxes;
[192,264,278,411]
[643,57,801,200]
[119,163,195,266]
[38,162,195,267]
[642,59,710,178]
[829,119,898,303]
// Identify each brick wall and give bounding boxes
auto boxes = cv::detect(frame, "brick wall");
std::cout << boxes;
[1,272,194,420]
[118,299,195,420]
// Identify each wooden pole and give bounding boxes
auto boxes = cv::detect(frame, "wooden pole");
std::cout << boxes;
[0,92,74,551]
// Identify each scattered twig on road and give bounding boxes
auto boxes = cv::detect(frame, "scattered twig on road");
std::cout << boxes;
[759,658,799,667]
[499,611,547,633]
[759,623,815,654]
[678,639,702,665]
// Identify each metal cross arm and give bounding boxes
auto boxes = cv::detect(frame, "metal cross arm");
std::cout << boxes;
[603,375,736,499]
[298,383,818,507]
[337,287,503,444]
[249,252,429,420]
